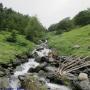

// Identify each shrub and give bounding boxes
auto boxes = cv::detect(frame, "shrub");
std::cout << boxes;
[6,30,17,43]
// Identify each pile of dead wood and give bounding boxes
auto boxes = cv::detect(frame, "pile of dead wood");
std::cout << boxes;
[57,56,90,77]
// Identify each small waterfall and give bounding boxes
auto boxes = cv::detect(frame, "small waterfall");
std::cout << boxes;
[9,41,71,90]
[9,58,39,89]
[14,58,39,77]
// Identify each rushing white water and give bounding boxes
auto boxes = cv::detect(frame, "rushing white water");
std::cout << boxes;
[46,83,71,90]
[9,45,71,90]
[32,48,51,57]
[9,58,39,89]
[14,58,39,77]
[36,48,51,57]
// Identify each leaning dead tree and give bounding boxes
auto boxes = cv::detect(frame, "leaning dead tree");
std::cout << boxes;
[57,56,90,77]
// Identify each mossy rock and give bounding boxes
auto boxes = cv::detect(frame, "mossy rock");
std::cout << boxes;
[21,75,48,90]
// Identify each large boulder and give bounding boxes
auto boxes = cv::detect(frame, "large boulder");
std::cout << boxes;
[45,66,57,72]
[72,80,90,90]
[79,80,90,90]
[46,72,64,85]
[0,77,10,88]
[35,57,42,62]
[28,62,47,73]
[20,74,48,90]
[35,56,49,63]
[78,73,88,81]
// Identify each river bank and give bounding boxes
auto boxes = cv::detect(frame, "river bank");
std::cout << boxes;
[0,41,90,90]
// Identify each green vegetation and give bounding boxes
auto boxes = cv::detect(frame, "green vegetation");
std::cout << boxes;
[0,3,46,43]
[48,17,74,34]
[74,9,90,26]
[0,3,29,34]
[0,31,35,63]
[25,16,46,43]
[0,3,46,63]
[0,3,90,63]
[48,25,90,56]
[48,9,90,34]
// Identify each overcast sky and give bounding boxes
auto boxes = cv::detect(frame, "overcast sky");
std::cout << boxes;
[0,0,90,28]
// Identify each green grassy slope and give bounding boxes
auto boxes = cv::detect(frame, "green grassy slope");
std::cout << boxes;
[48,25,90,56]
[0,31,35,63]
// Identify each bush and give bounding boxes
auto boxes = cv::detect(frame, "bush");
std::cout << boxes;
[17,42,27,46]
[56,17,74,34]
[74,9,90,26]
[48,17,74,34]
[6,30,17,42]
[25,16,46,43]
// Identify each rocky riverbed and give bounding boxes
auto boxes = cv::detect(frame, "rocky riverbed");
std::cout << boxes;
[0,41,90,90]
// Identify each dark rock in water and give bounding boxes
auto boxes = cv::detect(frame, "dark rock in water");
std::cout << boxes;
[35,56,49,63]
[28,62,48,73]
[35,57,42,62]
[28,68,36,73]
[18,75,25,81]
[46,72,64,85]
[28,54,34,58]
[41,57,49,63]
[36,48,44,51]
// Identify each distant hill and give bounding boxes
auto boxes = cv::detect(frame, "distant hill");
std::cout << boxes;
[48,25,90,56]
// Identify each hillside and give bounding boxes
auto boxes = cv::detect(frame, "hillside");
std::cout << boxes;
[48,25,90,56]
[0,31,35,63]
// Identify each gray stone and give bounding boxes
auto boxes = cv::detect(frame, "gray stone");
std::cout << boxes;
[0,77,10,88]
[72,80,90,90]
[38,70,47,77]
[78,73,88,81]
[45,66,57,72]
[80,80,90,90]
[35,57,42,62]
